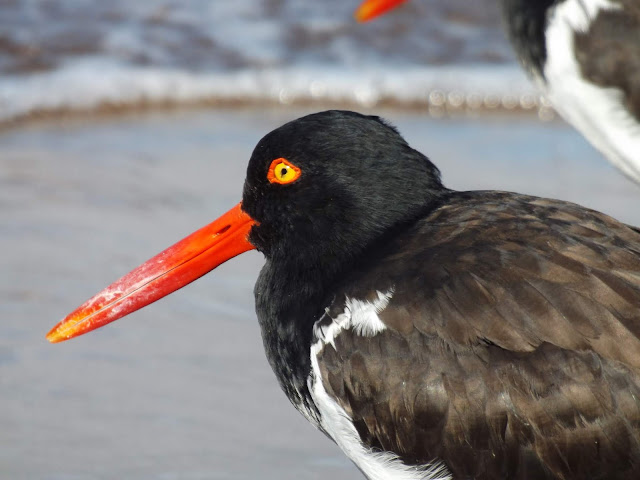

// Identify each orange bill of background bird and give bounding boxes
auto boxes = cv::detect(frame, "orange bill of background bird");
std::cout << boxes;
[354,0,407,22]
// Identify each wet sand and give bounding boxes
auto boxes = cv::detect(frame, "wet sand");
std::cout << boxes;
[2,107,640,479]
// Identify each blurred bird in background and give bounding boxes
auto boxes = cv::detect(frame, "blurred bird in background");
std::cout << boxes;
[356,0,640,184]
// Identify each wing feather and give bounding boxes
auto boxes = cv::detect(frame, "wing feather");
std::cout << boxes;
[315,192,640,478]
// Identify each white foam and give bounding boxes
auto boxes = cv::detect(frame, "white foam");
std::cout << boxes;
[0,59,537,124]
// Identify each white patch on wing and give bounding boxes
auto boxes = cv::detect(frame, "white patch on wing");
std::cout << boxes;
[313,289,392,348]
[543,0,640,183]
[308,288,452,480]
[350,290,391,337]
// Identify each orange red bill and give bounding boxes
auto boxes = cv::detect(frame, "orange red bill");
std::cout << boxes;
[354,0,408,22]
[47,202,256,343]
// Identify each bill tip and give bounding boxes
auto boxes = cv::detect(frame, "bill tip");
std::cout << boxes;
[46,324,70,343]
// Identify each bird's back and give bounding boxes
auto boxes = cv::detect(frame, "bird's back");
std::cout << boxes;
[314,190,640,479]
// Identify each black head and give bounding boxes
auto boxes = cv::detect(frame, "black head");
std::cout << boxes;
[241,110,446,271]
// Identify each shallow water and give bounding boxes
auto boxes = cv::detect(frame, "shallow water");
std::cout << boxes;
[2,108,640,479]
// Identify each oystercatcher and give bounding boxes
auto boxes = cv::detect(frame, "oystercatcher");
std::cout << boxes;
[48,111,640,479]
[355,0,640,184]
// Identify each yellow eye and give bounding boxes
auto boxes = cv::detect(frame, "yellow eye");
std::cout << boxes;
[267,158,301,185]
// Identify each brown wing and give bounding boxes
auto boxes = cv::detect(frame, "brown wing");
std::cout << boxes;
[575,0,640,121]
[316,191,640,479]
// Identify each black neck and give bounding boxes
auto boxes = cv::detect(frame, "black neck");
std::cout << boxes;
[253,196,448,418]
[254,258,334,420]
[500,0,559,79]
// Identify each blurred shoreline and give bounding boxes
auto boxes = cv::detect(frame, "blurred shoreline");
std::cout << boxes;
[0,0,542,129]
[0,90,555,133]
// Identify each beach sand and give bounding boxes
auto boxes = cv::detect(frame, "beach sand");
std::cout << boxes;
[2,107,640,479]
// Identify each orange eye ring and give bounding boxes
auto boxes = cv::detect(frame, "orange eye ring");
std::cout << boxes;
[267,158,302,185]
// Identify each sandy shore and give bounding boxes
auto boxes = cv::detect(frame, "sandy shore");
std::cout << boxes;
[2,107,639,479]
